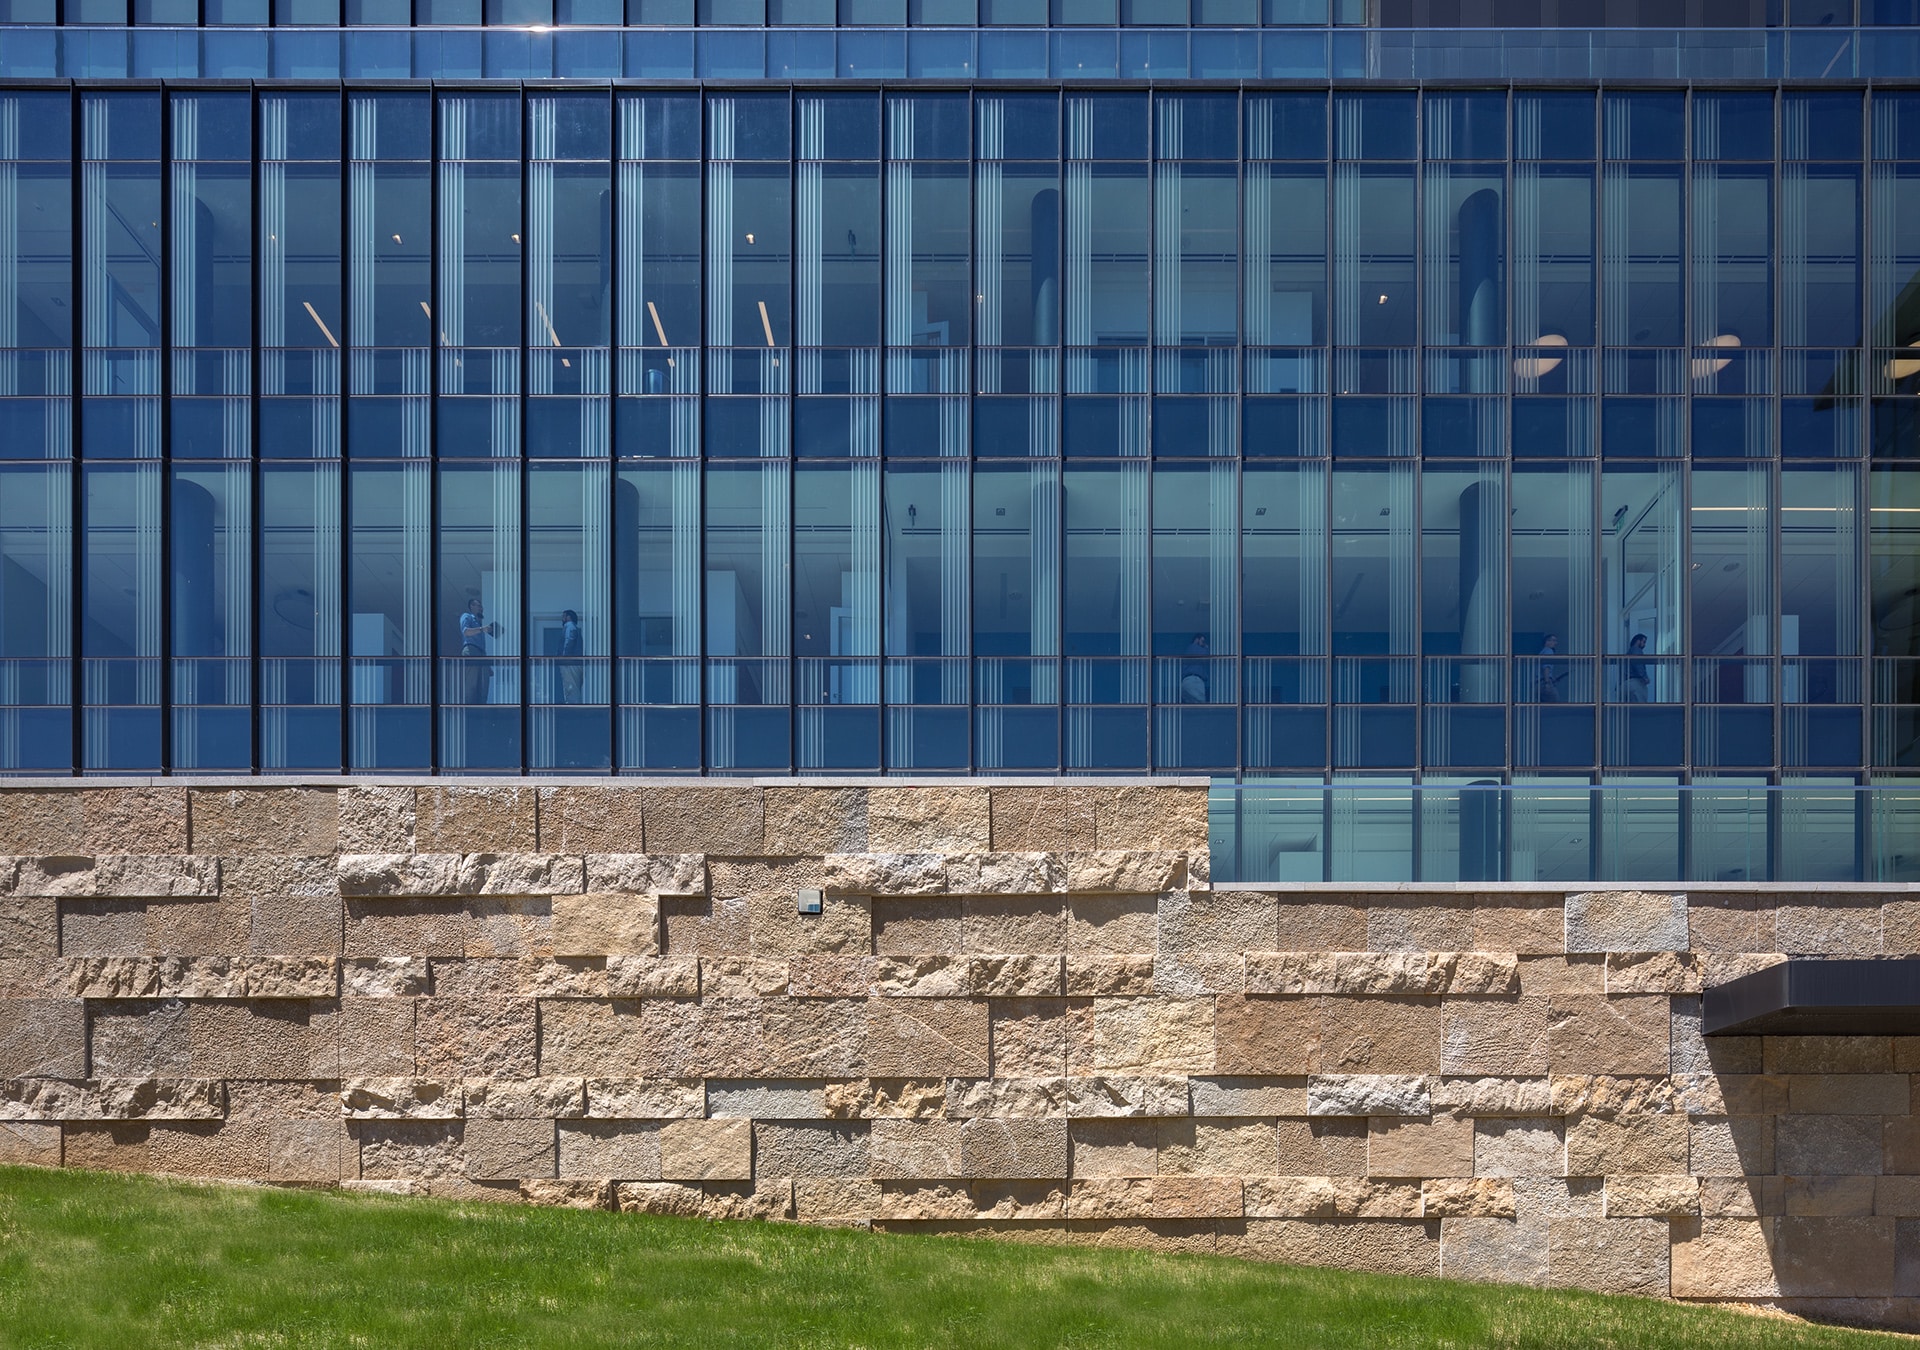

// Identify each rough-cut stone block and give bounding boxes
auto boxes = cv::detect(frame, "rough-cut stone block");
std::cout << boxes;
[1430,1077,1554,1117]
[465,1118,555,1180]
[866,787,990,853]
[793,1177,880,1223]
[1440,1217,1546,1286]
[1191,1076,1307,1117]
[188,788,338,856]
[1159,891,1277,956]
[191,1001,333,1079]
[1307,1075,1430,1118]
[1213,996,1318,1076]
[247,890,343,957]
[1441,998,1548,1077]
[558,1122,662,1180]
[1275,1118,1368,1176]
[1545,1217,1669,1295]
[464,1077,584,1120]
[0,1120,60,1166]
[1158,1119,1276,1177]
[86,1002,185,1079]
[642,788,763,855]
[343,899,466,959]
[1317,996,1442,1075]
[1423,1178,1515,1218]
[521,1178,613,1209]
[869,955,969,999]
[1474,1118,1564,1177]
[868,1119,965,1178]
[760,787,867,855]
[1221,1219,1440,1277]
[0,897,57,960]
[1784,1175,1875,1217]
[0,999,84,1078]
[339,854,464,897]
[1247,951,1518,998]
[1775,1216,1897,1297]
[1067,894,1157,955]
[866,998,986,1078]
[1272,902,1367,952]
[341,1079,461,1120]
[603,957,699,999]
[1090,787,1208,852]
[0,858,95,900]
[990,787,1096,852]
[1773,896,1883,956]
[1065,852,1182,894]
[1469,899,1563,956]
[983,998,1065,1078]
[1565,1113,1689,1175]
[338,786,414,852]
[859,1079,947,1120]
[970,954,1063,997]
[413,787,536,854]
[1369,1116,1472,1178]
[661,1118,752,1181]
[876,1181,973,1221]
[1778,1114,1879,1176]
[241,957,339,999]
[945,1078,1069,1119]
[756,1121,870,1178]
[1788,1074,1910,1116]
[584,1078,704,1119]
[1151,1176,1241,1219]
[1068,1177,1154,1219]
[0,789,187,855]
[1604,950,1702,995]
[342,956,429,999]
[961,1118,1069,1179]
[1563,890,1687,953]
[1765,1035,1893,1075]
[58,957,159,999]
[583,854,706,897]
[2,1078,225,1122]
[1067,955,1155,997]
[944,854,1066,897]
[531,787,645,854]
[1366,899,1473,953]
[93,856,220,899]
[825,854,947,897]
[1692,1115,1776,1183]
[1548,1075,1674,1116]
[1671,1217,1780,1298]
[1151,953,1243,997]
[1545,997,1669,1076]
[1070,997,1214,1076]
[536,1001,648,1078]
[1065,1076,1188,1119]
[1606,1174,1699,1218]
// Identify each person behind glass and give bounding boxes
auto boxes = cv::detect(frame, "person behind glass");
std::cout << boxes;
[458,594,500,705]
[1536,633,1563,703]
[1624,632,1651,703]
[559,609,584,705]
[1181,633,1210,704]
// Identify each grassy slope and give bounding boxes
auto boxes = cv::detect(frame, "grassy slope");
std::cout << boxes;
[0,1166,1897,1349]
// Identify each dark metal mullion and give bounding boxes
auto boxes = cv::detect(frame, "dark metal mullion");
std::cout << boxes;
[159,86,173,776]
[249,86,262,775]
[786,86,796,780]
[337,85,351,773]
[696,89,708,778]
[427,84,441,774]
[1409,91,1422,788]
[606,85,621,774]
[519,83,530,777]
[69,87,84,778]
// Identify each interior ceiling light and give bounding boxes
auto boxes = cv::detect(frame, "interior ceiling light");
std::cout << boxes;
[1887,341,1920,381]
[1691,333,1741,380]
[758,300,776,349]
[647,300,670,348]
[1513,333,1568,380]
[302,301,339,349]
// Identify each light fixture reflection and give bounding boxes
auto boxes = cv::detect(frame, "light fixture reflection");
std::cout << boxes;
[758,300,776,349]
[1887,341,1920,381]
[647,300,670,348]
[302,301,339,349]
[1691,333,1741,379]
[1513,333,1568,380]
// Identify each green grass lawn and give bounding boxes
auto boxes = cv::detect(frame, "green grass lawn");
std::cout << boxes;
[0,1165,1897,1350]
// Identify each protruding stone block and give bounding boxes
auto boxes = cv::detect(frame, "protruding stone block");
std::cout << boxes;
[1307,1074,1431,1118]
[0,1120,60,1166]
[1064,852,1182,894]
[341,1079,462,1119]
[93,856,220,898]
[1605,1174,1700,1217]
[1422,1178,1515,1218]
[583,854,706,896]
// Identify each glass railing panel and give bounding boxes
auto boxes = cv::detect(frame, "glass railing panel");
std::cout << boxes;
[1154,655,1235,706]
[797,656,880,706]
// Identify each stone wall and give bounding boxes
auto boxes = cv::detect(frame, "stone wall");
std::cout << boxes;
[1,782,1918,1327]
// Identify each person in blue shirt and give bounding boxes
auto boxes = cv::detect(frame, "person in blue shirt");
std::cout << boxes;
[1181,633,1210,703]
[559,609,584,704]
[1536,634,1562,703]
[458,595,499,705]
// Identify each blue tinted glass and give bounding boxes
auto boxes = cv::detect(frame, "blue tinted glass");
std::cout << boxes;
[1331,398,1403,456]
[176,93,251,161]
[444,93,519,160]
[1786,92,1861,159]
[796,398,853,457]
[726,93,791,161]
[92,92,161,162]
[1425,92,1505,161]
[884,397,943,456]
[275,93,341,161]
[543,94,611,161]
[1080,93,1147,160]
[1694,92,1773,161]
[972,398,1043,456]
[1783,399,1860,457]
[360,93,430,160]
[812,93,879,161]
[1064,398,1126,457]
[1336,92,1414,161]
[1243,398,1321,457]
[1513,399,1578,458]
[1516,91,1594,161]
[998,94,1059,161]
[1159,93,1238,160]
[1603,399,1674,457]
[624,95,699,161]
[8,93,69,161]
[1604,93,1683,161]
[1246,93,1325,160]
[1420,399,1492,457]
[893,94,968,160]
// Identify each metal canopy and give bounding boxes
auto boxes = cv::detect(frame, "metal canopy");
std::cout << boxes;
[1704,959,1920,1037]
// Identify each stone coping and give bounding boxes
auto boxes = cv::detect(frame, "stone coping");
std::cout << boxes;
[0,776,1214,790]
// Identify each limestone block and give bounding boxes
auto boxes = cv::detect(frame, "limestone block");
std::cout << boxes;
[0,999,84,1077]
[944,854,1067,896]
[971,1180,1067,1220]
[535,1001,647,1078]
[755,1121,870,1177]
[1158,890,1276,955]
[525,787,642,854]
[1275,1118,1369,1176]
[465,1118,555,1180]
[335,999,414,1079]
[1544,996,1669,1076]
[1158,1119,1277,1177]
[1777,1114,1878,1176]
[1368,1116,1473,1179]
[944,1078,1070,1119]
[825,854,948,897]
[1774,1216,1897,1297]
[583,854,706,897]
[749,893,869,961]
[0,788,187,855]
[1440,998,1548,1077]
[866,998,988,1077]
[338,786,414,852]
[1773,896,1883,956]
[1063,1075,1188,1119]
[634,787,761,855]
[1880,1177,1920,1216]
[1318,996,1442,1075]
[603,957,699,999]
[1220,1219,1440,1278]
[1066,955,1155,997]
[793,1177,881,1223]
[1671,1217,1781,1298]
[876,1181,973,1221]
[93,856,220,899]
[338,854,464,897]
[1429,1077,1554,1117]
[60,957,160,999]
[1473,1119,1564,1178]
[1439,1217,1547,1286]
[0,897,56,959]
[759,787,867,855]
[860,1079,947,1119]
[1787,1074,1910,1115]
[868,1119,965,1178]
[707,1079,826,1118]
[867,899,958,957]
[341,956,429,999]
[464,1077,584,1120]
[412,786,536,854]
[1699,953,1789,991]
[1423,1178,1516,1218]
[992,998,1070,1079]
[248,891,344,957]
[989,787,1097,852]
[242,957,339,999]
[1213,996,1318,1076]
[1243,1175,1340,1219]
[869,955,970,999]
[3,1078,225,1121]
[1069,997,1214,1076]
[1247,951,1519,998]
[1067,894,1157,955]
[1148,953,1242,997]
[342,1079,461,1119]
[462,899,553,960]
[1468,898,1564,956]
[1514,1176,1604,1223]
[707,857,823,903]
[1548,1075,1674,1116]
[1090,786,1208,852]
[521,1178,613,1209]
[187,788,338,856]
[1273,901,1367,952]
[970,954,1064,998]
[0,1121,60,1166]
[1366,899,1473,953]
[1191,1076,1308,1117]
[788,956,877,999]
[1068,1119,1159,1177]
[1701,1177,1784,1219]
[661,1118,752,1181]
[1151,1176,1242,1219]
[1064,852,1182,894]
[1564,1113,1689,1175]
[558,1122,662,1180]
[962,1118,1069,1179]
[756,998,867,1079]
[1563,890,1686,953]
[866,787,990,853]
[414,996,536,1081]
[1307,1075,1431,1118]
[343,899,467,958]
[154,956,247,999]
[1606,1174,1700,1218]
[459,855,585,897]
[0,858,94,900]
[1605,951,1702,995]
[1765,1034,1893,1074]
[1545,1217,1669,1296]
[700,957,791,999]
[1068,1177,1155,1219]
[1671,1072,1788,1117]
[583,1078,703,1119]
[1518,954,1606,997]
[190,1001,333,1079]
[1784,1175,1876,1217]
